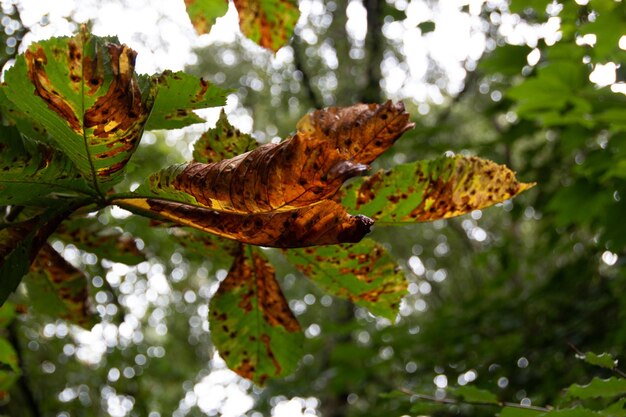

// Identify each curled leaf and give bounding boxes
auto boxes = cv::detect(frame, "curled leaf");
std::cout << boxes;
[286,239,406,320]
[26,244,95,327]
[133,101,413,214]
[341,155,534,223]
[210,246,303,385]
[116,198,373,248]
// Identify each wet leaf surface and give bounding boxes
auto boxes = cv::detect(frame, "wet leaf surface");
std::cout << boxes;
[341,155,534,223]
[25,244,95,327]
[286,239,406,320]
[210,246,303,385]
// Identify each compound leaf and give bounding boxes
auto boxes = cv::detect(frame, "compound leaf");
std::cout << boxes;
[341,155,534,223]
[286,239,406,320]
[210,246,303,385]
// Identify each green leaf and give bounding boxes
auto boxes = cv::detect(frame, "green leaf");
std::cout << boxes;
[499,407,544,417]
[0,125,94,206]
[418,21,435,33]
[233,0,300,52]
[184,0,229,34]
[169,228,237,271]
[0,338,19,392]
[210,246,304,385]
[580,352,617,370]
[341,155,534,224]
[509,0,552,15]
[193,110,258,163]
[25,244,95,328]
[451,385,499,404]
[0,304,16,329]
[54,217,145,265]
[143,70,229,131]
[3,29,151,191]
[286,239,406,320]
[0,204,77,305]
[600,398,626,417]
[568,377,626,399]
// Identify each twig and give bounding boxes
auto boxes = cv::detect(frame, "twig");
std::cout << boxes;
[398,387,551,412]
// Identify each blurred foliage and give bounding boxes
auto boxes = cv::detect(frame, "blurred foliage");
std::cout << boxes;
[1,0,626,416]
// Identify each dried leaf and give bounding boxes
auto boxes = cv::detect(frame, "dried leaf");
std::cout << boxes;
[286,239,406,320]
[341,155,534,223]
[132,101,413,214]
[210,246,303,385]
[26,244,95,327]
[0,125,94,206]
[233,0,300,52]
[193,110,258,163]
[116,198,373,248]
[184,0,229,34]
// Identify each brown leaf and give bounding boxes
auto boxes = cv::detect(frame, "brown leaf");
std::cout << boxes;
[135,101,413,214]
[116,198,373,248]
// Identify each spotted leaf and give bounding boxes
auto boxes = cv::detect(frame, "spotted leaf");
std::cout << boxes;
[25,244,95,327]
[286,239,406,320]
[341,155,534,223]
[0,125,94,206]
[3,29,150,190]
[130,101,412,214]
[193,110,258,163]
[0,204,79,305]
[184,0,229,34]
[210,246,303,385]
[233,0,300,52]
[143,70,229,131]
[115,198,372,248]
